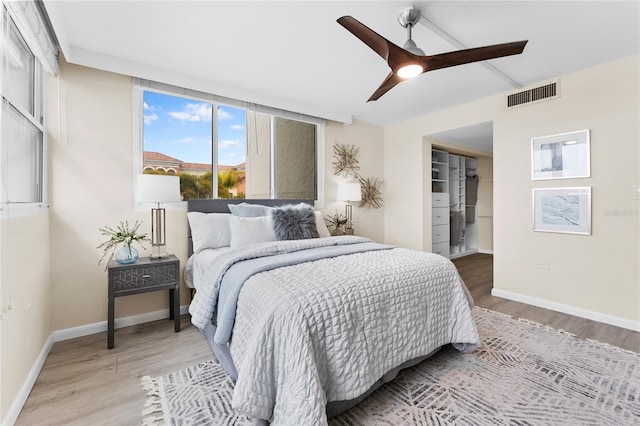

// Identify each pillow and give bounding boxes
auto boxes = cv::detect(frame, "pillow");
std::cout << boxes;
[272,203,320,241]
[187,212,232,253]
[315,211,331,238]
[229,215,277,248]
[228,202,273,217]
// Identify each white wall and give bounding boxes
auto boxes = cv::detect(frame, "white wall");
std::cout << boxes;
[324,120,385,243]
[47,58,183,331]
[385,100,498,251]
[493,55,639,327]
[477,156,493,252]
[385,54,639,327]
[0,214,51,422]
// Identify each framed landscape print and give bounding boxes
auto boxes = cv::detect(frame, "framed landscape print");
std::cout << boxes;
[531,129,590,180]
[533,187,591,235]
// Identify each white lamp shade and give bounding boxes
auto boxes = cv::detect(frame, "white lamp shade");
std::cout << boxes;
[136,174,180,203]
[336,182,362,202]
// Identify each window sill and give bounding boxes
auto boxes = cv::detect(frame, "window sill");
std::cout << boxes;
[0,203,49,219]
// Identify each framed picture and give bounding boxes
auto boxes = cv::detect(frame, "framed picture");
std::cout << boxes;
[531,129,590,180]
[533,187,591,235]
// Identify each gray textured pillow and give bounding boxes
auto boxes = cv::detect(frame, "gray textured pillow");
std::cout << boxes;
[228,203,273,217]
[271,204,319,241]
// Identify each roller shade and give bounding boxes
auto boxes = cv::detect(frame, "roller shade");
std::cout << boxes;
[4,0,58,75]
[134,77,325,126]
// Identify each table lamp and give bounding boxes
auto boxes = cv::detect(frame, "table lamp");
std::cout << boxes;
[337,182,362,235]
[136,174,180,259]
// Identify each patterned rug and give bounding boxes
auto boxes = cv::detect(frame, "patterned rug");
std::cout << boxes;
[141,308,640,425]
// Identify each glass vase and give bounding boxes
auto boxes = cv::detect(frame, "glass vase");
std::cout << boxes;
[115,245,139,264]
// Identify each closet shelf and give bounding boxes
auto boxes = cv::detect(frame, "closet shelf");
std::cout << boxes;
[430,149,479,260]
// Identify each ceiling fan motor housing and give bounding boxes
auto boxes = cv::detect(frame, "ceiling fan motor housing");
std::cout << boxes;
[397,6,422,28]
[398,6,425,56]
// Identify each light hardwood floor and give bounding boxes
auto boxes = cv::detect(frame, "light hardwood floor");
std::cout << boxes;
[15,254,639,425]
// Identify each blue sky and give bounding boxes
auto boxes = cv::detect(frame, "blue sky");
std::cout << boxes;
[143,91,246,166]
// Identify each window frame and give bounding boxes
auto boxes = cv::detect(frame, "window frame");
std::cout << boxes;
[132,82,324,210]
[0,4,48,219]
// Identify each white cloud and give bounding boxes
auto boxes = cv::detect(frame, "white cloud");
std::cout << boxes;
[143,102,154,111]
[144,112,158,125]
[218,108,233,120]
[169,103,212,123]
[229,153,237,158]
[219,139,239,149]
[231,124,244,131]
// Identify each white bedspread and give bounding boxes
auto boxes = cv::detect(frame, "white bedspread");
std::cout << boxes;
[190,236,378,331]
[190,238,481,425]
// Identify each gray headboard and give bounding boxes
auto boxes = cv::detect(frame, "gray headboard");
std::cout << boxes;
[187,199,313,256]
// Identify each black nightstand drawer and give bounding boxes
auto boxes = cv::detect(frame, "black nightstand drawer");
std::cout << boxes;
[110,263,178,291]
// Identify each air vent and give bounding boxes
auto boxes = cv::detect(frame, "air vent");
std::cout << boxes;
[507,80,559,108]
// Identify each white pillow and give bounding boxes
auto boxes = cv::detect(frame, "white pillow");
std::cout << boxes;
[228,203,273,217]
[187,212,232,253]
[315,211,331,238]
[229,215,277,248]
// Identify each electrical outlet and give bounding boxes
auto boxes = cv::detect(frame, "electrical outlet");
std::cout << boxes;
[535,259,550,270]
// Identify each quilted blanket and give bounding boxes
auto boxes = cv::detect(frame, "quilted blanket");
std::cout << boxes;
[215,241,393,345]
[190,236,384,332]
[189,237,481,425]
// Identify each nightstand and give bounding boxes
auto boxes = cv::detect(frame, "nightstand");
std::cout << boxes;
[107,255,180,349]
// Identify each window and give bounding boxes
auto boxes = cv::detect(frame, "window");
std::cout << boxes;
[0,5,46,209]
[139,86,320,202]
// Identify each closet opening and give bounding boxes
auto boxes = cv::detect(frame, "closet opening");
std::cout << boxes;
[426,121,494,261]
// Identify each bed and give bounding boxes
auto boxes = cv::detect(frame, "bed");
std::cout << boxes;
[186,199,481,425]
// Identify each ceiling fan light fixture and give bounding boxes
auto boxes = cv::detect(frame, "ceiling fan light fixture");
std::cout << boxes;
[336,11,528,101]
[397,64,423,79]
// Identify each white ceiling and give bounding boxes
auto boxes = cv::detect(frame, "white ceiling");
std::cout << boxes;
[428,121,494,154]
[44,1,639,140]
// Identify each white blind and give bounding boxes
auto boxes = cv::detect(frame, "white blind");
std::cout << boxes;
[134,77,325,126]
[4,0,58,75]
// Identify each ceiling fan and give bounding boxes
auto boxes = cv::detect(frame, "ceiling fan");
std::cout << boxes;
[337,6,528,101]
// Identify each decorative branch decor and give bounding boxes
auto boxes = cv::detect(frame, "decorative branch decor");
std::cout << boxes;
[332,143,360,177]
[359,176,383,208]
[332,142,383,209]
[325,210,348,236]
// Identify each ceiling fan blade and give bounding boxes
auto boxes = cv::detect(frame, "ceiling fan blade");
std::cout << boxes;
[337,16,414,66]
[422,40,528,72]
[368,72,404,102]
[339,14,527,102]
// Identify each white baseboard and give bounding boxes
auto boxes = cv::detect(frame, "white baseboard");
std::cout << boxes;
[53,304,191,342]
[449,249,494,259]
[3,304,191,426]
[491,288,640,332]
[2,333,54,426]
[450,249,479,260]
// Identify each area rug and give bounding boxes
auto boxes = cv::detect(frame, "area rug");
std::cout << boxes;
[141,308,640,425]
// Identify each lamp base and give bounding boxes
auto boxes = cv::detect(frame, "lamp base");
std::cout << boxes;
[149,253,171,260]
[345,228,355,235]
[150,243,170,260]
